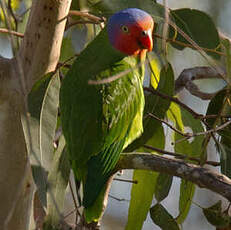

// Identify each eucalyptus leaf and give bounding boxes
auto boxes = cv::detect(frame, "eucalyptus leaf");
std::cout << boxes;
[177,180,195,224]
[155,174,173,202]
[169,8,220,59]
[150,203,180,230]
[203,201,231,228]
[23,72,60,207]
[125,125,164,230]
[45,136,70,228]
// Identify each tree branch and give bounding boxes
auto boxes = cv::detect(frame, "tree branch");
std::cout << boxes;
[175,66,226,99]
[117,153,231,202]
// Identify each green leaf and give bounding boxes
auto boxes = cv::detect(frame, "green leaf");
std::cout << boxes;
[203,201,231,228]
[177,180,195,224]
[222,39,231,83]
[150,203,180,230]
[22,72,60,207]
[89,0,165,23]
[125,125,164,230]
[206,89,227,128]
[155,174,173,202]
[40,73,60,170]
[44,136,70,228]
[125,170,158,230]
[167,104,199,223]
[169,8,220,59]
[60,35,75,63]
[206,89,231,178]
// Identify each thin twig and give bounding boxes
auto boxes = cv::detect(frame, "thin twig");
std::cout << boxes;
[63,208,77,220]
[89,60,146,85]
[67,20,100,29]
[109,195,129,202]
[68,179,81,222]
[154,33,226,57]
[113,178,138,184]
[162,0,169,55]
[168,19,226,83]
[68,10,105,23]
[148,112,186,136]
[202,114,231,120]
[8,0,18,31]
[175,120,231,144]
[0,28,24,37]
[144,87,204,119]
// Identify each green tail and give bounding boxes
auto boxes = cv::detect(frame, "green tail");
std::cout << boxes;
[83,138,126,208]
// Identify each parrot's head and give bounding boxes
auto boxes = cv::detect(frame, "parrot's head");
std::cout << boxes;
[107,8,154,56]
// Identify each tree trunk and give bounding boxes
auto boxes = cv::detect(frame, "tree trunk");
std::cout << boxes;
[0,0,72,229]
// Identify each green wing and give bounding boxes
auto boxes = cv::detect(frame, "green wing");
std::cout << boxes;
[60,27,145,221]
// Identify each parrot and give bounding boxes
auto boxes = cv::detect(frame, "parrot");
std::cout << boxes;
[60,8,154,222]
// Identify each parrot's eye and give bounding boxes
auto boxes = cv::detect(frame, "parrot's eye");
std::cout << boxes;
[121,25,129,33]
[141,30,148,36]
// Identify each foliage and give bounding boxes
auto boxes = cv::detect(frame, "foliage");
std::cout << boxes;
[0,0,231,230]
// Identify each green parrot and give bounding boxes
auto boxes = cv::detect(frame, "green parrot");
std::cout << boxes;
[60,8,154,222]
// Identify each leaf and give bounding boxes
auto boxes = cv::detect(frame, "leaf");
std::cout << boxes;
[203,201,231,228]
[169,8,220,59]
[44,136,70,228]
[22,72,60,206]
[177,180,195,224]
[125,170,158,230]
[167,104,200,223]
[155,174,173,202]
[222,39,231,83]
[150,203,180,230]
[89,0,165,23]
[206,89,231,178]
[60,35,75,63]
[40,73,60,170]
[125,125,164,230]
[206,89,227,128]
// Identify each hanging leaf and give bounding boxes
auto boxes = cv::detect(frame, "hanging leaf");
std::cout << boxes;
[125,125,164,230]
[125,170,158,230]
[155,174,173,202]
[167,103,200,223]
[203,201,231,228]
[169,8,221,59]
[89,0,165,23]
[22,72,60,207]
[177,180,195,224]
[150,203,180,230]
[206,89,231,178]
[44,136,70,228]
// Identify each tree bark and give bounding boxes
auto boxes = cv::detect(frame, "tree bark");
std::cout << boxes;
[0,0,71,229]
[117,153,231,202]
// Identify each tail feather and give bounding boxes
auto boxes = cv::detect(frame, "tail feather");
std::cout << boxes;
[83,138,125,208]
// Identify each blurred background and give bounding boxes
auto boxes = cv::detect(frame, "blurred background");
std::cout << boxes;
[0,0,230,229]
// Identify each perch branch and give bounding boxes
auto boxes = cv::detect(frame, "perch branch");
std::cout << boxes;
[143,145,220,166]
[175,66,226,99]
[117,153,231,202]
